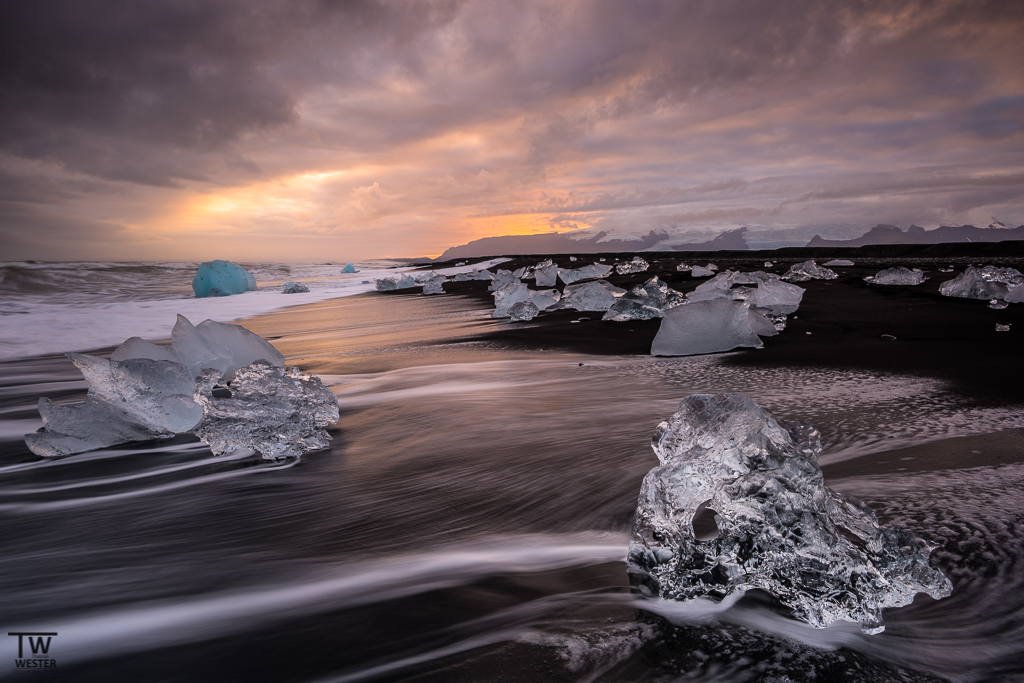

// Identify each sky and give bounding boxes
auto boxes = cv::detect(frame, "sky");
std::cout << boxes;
[1,0,1023,261]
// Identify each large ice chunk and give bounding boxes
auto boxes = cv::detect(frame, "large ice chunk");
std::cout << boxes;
[751,279,804,315]
[782,260,838,282]
[26,354,203,457]
[558,263,613,285]
[627,393,952,633]
[939,265,1024,300]
[489,269,519,291]
[1006,283,1024,303]
[603,277,685,321]
[192,260,257,298]
[651,299,771,356]
[341,263,359,273]
[615,256,649,275]
[686,271,739,302]
[193,360,339,460]
[492,282,531,317]
[864,266,927,286]
[374,277,399,291]
[563,281,618,311]
[282,280,310,293]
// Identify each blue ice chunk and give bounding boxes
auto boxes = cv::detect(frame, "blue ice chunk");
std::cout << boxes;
[192,260,257,298]
[341,263,359,273]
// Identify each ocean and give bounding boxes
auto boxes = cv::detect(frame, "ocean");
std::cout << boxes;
[1,261,1023,682]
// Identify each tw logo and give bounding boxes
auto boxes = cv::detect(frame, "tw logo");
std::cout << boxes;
[8,633,55,658]
[8,632,58,673]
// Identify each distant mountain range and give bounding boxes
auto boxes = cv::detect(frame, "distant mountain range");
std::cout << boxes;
[430,222,1023,260]
[805,223,1024,247]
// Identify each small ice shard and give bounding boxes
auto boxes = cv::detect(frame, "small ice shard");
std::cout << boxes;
[558,263,613,285]
[489,269,520,291]
[529,288,561,311]
[340,263,359,273]
[281,280,310,294]
[375,277,399,291]
[996,323,1011,332]
[939,265,1024,300]
[191,260,258,298]
[454,272,472,281]
[535,262,559,287]
[676,263,691,272]
[823,259,855,267]
[599,258,606,262]
[751,280,805,315]
[570,256,578,261]
[193,360,339,460]
[686,271,738,302]
[563,281,618,312]
[455,261,466,266]
[474,269,494,281]
[651,299,771,356]
[764,261,773,267]
[864,266,927,286]
[733,271,780,285]
[988,299,1009,309]
[396,274,416,289]
[492,282,531,317]
[627,393,952,633]
[421,273,445,295]
[615,256,649,275]
[881,334,897,340]
[604,277,686,321]
[508,300,540,321]
[690,265,715,277]
[782,260,838,282]
[707,263,719,271]
[512,266,528,278]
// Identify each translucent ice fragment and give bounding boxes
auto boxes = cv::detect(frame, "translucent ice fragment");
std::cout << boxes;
[493,282,531,317]
[615,256,649,275]
[194,319,285,380]
[25,354,202,457]
[558,263,613,285]
[823,259,855,267]
[996,323,1011,331]
[676,263,691,272]
[651,299,768,356]
[690,266,715,277]
[375,277,399,291]
[782,260,837,282]
[733,271,780,285]
[341,263,359,273]
[397,274,417,289]
[1006,283,1024,303]
[282,280,310,293]
[989,299,1009,309]
[627,393,952,633]
[864,266,927,286]
[193,360,339,460]
[421,273,445,295]
[604,277,686,321]
[563,281,618,311]
[191,260,257,298]
[529,288,561,311]
[602,299,664,322]
[489,269,520,291]
[939,265,1023,300]
[535,263,559,287]
[751,279,804,315]
[508,300,540,321]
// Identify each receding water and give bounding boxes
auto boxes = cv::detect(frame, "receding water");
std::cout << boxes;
[1,293,1023,682]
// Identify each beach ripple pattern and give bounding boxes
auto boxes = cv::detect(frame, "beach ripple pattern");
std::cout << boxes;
[627,393,952,633]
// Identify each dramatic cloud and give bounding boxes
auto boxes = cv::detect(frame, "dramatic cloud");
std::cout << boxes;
[1,0,1022,259]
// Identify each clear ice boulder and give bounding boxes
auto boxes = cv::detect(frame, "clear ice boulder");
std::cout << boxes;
[191,260,258,298]
[627,393,952,634]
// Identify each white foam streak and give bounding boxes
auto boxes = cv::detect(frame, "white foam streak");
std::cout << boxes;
[0,536,625,670]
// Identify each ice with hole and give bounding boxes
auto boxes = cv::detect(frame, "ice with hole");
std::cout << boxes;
[627,393,952,634]
[558,263,613,285]
[24,316,338,460]
[864,266,927,286]
[191,260,258,298]
[603,277,686,321]
[615,256,649,275]
[782,260,838,282]
[281,280,310,293]
[529,288,561,311]
[939,265,1024,300]
[651,299,774,356]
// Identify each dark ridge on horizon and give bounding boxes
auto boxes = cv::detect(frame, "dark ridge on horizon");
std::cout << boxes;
[806,223,1024,247]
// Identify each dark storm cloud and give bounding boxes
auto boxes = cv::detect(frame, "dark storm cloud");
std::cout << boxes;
[1,0,1023,259]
